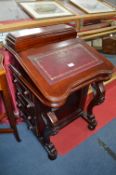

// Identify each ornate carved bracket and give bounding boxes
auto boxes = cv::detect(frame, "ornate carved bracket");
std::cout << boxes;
[86,81,105,130]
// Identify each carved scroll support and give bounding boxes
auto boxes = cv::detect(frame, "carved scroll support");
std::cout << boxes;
[40,113,58,160]
[84,81,105,130]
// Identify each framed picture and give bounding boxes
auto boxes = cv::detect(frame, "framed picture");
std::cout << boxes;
[103,0,116,9]
[70,0,115,13]
[18,1,74,19]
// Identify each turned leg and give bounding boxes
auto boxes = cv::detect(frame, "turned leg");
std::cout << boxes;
[86,81,105,130]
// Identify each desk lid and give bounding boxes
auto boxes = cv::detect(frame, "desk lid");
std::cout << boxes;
[28,43,102,84]
[6,38,114,103]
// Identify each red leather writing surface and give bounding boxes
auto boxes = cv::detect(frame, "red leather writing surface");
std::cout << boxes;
[29,43,103,84]
[5,38,114,103]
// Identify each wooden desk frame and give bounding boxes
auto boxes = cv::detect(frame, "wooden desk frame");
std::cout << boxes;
[6,37,114,159]
[10,57,106,160]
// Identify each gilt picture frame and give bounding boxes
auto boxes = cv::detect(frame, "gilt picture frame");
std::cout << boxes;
[70,0,115,13]
[19,1,74,19]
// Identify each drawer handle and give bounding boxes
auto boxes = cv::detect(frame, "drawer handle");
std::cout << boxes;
[24,90,29,95]
[28,126,33,130]
[28,116,32,120]
[17,92,21,96]
[26,103,34,108]
[13,79,18,83]
[17,103,22,108]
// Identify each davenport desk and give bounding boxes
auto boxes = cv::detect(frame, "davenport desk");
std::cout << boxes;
[5,29,114,159]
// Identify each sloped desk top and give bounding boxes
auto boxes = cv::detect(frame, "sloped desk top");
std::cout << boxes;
[6,38,114,104]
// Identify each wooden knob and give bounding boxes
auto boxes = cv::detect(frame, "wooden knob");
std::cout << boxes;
[17,92,21,96]
[17,103,22,108]
[29,126,33,130]
[26,103,31,108]
[28,116,32,120]
[24,90,29,95]
[13,79,17,83]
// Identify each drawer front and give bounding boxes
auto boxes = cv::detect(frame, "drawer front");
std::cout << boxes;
[11,66,39,132]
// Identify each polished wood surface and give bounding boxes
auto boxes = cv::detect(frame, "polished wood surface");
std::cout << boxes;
[6,24,77,52]
[5,28,114,159]
[81,29,116,40]
[78,26,116,37]
[6,38,114,106]
[102,34,116,54]
[0,12,116,33]
[0,54,20,141]
[0,0,115,158]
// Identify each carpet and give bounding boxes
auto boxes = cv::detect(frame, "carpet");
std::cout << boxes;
[51,79,116,155]
[0,119,116,175]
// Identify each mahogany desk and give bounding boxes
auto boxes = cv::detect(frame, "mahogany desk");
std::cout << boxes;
[5,37,114,159]
[0,54,20,141]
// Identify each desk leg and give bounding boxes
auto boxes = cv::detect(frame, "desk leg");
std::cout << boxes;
[86,81,105,130]
[40,113,58,160]
[1,74,21,141]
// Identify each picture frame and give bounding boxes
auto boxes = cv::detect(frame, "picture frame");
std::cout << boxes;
[18,1,74,19]
[70,0,115,13]
[103,0,116,9]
